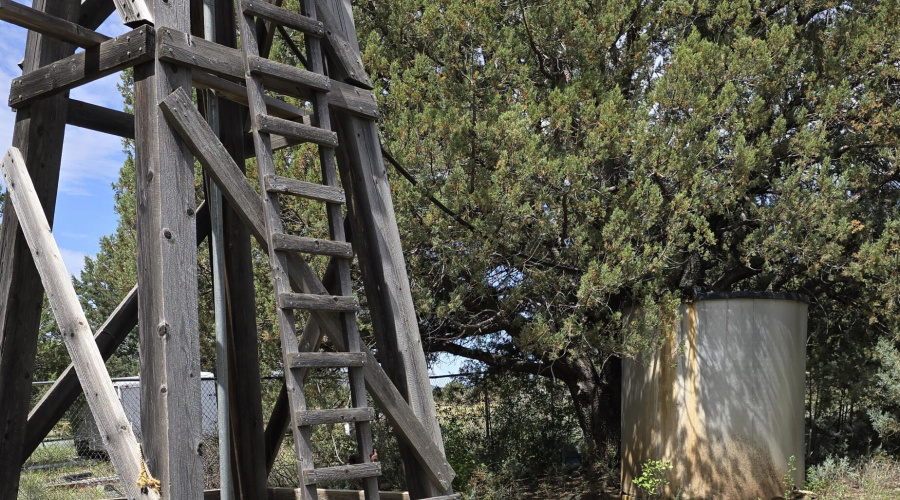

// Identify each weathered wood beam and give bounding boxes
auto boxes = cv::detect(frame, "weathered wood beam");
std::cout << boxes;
[66,99,135,138]
[210,1,269,493]
[1,147,158,500]
[193,71,308,120]
[0,1,81,494]
[0,0,109,48]
[132,0,202,495]
[323,2,450,497]
[312,0,371,89]
[158,27,378,118]
[9,25,154,108]
[158,90,454,491]
[23,202,211,463]
[78,0,117,30]
[112,0,153,27]
[111,488,412,500]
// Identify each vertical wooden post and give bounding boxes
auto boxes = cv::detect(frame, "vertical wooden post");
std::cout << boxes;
[133,1,203,497]
[214,0,269,497]
[0,0,80,494]
[322,1,448,497]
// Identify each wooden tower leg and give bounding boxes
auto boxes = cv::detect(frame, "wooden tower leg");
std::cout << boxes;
[321,1,448,497]
[0,0,80,495]
[213,0,269,497]
[132,1,203,497]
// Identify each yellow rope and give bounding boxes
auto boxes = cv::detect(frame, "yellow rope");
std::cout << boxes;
[137,447,161,493]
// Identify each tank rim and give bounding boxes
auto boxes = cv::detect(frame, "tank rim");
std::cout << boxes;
[693,290,810,304]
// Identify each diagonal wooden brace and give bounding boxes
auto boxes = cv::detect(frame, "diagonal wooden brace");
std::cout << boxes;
[1,147,159,500]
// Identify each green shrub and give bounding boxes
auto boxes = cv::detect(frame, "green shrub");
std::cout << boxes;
[633,459,673,499]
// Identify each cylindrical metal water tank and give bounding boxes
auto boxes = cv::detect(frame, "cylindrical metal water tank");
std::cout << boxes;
[621,292,807,499]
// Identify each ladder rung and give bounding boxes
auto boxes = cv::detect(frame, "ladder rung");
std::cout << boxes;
[280,293,359,312]
[288,352,366,369]
[249,56,330,92]
[258,115,338,148]
[273,234,353,258]
[422,495,462,500]
[303,463,381,485]
[296,407,375,426]
[242,0,324,37]
[265,175,346,204]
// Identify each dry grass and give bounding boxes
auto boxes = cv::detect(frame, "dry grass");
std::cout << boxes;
[805,456,900,500]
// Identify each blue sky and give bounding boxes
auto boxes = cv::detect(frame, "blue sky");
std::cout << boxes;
[0,8,132,277]
[0,5,467,381]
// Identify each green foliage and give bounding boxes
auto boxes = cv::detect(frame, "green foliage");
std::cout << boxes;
[633,459,672,499]
[783,455,797,498]
[358,0,900,456]
[806,456,854,498]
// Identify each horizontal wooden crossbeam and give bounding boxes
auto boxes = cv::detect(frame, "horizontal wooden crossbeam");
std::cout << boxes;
[9,25,154,108]
[159,88,455,491]
[66,100,135,138]
[0,0,109,48]
[158,27,378,118]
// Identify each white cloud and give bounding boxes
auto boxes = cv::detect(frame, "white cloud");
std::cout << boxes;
[59,247,89,278]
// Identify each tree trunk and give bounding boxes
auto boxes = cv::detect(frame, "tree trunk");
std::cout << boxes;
[558,354,621,462]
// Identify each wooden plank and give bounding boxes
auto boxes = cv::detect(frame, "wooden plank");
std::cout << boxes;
[296,407,374,426]
[273,233,353,258]
[9,25,154,108]
[193,71,309,120]
[303,463,381,485]
[66,99,135,138]
[114,488,410,500]
[312,0,371,89]
[242,0,324,37]
[160,88,267,243]
[248,55,331,92]
[112,0,153,27]
[258,114,338,147]
[280,293,359,312]
[133,0,202,495]
[24,203,211,462]
[161,28,378,118]
[155,88,456,490]
[288,352,366,369]
[421,496,462,500]
[0,0,109,47]
[1,147,157,500]
[266,174,346,203]
[0,1,81,494]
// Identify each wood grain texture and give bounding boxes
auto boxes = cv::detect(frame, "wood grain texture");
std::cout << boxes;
[9,25,154,108]
[193,71,309,120]
[296,407,374,426]
[303,463,382,485]
[279,293,359,312]
[133,0,202,495]
[273,233,353,258]
[24,202,211,462]
[0,2,80,494]
[312,0,371,89]
[111,0,153,27]
[159,28,377,118]
[160,88,267,244]
[66,99,135,138]
[257,114,338,147]
[1,147,158,500]
[288,352,366,369]
[265,175,345,203]
[248,55,330,92]
[0,0,109,47]
[242,0,324,37]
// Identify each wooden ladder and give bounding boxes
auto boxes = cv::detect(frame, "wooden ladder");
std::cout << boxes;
[236,1,381,498]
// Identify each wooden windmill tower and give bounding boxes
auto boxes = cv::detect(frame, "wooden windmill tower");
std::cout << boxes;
[0,0,457,499]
